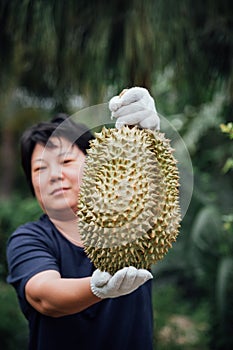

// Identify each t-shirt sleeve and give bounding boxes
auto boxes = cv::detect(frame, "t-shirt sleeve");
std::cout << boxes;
[6,223,60,303]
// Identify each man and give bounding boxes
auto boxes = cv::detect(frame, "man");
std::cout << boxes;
[7,87,160,350]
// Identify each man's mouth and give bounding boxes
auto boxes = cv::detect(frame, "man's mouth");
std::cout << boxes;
[50,187,70,195]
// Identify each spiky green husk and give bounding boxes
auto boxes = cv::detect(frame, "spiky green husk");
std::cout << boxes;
[78,126,181,274]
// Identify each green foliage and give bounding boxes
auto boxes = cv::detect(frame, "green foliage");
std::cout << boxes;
[0,196,41,348]
[153,283,209,349]
[1,0,233,106]
[222,214,233,233]
[191,206,222,261]
[216,257,233,322]
[220,123,233,173]
[209,256,233,349]
[0,282,28,350]
[0,195,42,279]
[220,123,233,139]
[189,204,233,349]
[0,1,232,349]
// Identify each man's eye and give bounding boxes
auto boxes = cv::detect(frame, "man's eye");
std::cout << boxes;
[63,159,73,164]
[34,166,46,172]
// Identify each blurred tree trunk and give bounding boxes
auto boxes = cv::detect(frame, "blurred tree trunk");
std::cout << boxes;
[0,127,15,199]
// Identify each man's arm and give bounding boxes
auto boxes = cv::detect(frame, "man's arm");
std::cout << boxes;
[25,266,153,318]
[25,270,101,318]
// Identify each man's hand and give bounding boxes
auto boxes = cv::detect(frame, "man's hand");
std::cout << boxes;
[109,87,160,130]
[90,266,153,299]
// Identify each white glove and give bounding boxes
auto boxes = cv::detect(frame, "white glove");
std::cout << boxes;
[109,87,160,130]
[90,266,153,299]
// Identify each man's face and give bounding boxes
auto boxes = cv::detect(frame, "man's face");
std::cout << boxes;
[31,137,86,215]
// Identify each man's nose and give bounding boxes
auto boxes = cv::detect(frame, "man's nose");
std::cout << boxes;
[49,164,63,183]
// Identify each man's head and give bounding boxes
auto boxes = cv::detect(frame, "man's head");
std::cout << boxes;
[20,114,94,196]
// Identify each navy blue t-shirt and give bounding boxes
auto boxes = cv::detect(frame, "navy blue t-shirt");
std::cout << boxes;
[7,214,153,350]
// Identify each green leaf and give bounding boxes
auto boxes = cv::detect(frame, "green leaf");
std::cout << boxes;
[220,123,233,139]
[222,158,233,173]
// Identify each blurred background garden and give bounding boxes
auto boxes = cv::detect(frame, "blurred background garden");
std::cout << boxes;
[0,0,232,349]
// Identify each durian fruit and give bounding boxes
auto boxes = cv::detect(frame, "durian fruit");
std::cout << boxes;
[78,126,181,275]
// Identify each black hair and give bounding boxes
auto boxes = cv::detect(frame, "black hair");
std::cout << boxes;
[20,113,95,195]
